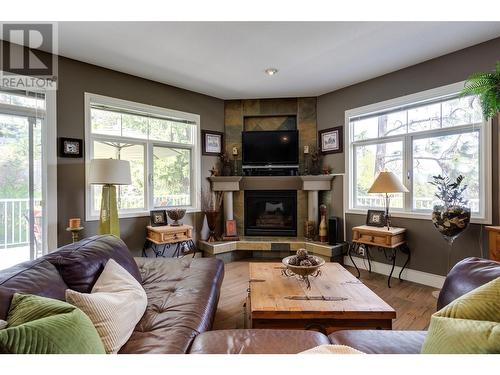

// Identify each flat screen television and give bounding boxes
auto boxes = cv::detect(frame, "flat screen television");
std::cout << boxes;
[242,130,299,165]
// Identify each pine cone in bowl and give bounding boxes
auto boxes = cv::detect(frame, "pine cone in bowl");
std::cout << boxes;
[299,259,312,267]
[296,248,309,260]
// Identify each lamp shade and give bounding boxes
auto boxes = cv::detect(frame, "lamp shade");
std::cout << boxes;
[88,159,132,185]
[368,171,409,193]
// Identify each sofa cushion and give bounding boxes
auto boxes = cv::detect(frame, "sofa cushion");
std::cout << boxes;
[66,259,148,354]
[0,260,68,320]
[44,235,141,293]
[437,257,500,310]
[119,256,224,354]
[0,293,105,354]
[328,330,426,354]
[422,277,500,354]
[189,329,331,354]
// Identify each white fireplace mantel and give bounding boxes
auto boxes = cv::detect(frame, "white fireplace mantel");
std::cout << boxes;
[208,174,343,223]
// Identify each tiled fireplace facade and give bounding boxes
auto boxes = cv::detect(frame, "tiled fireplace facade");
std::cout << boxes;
[224,98,318,237]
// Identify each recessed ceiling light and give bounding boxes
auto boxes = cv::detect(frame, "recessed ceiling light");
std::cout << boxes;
[264,68,278,76]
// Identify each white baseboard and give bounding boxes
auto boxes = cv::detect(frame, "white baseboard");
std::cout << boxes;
[343,256,445,289]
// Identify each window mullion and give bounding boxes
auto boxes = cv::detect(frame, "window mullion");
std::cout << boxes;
[405,135,413,212]
[146,141,153,212]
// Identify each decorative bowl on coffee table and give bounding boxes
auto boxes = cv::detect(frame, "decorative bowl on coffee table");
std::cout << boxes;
[282,255,325,289]
[166,208,186,226]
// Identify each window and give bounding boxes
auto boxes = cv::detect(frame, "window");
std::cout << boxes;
[0,86,57,268]
[85,93,201,220]
[345,82,491,223]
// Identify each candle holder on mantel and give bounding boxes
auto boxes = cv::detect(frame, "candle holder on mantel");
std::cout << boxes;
[67,218,84,243]
[66,226,84,243]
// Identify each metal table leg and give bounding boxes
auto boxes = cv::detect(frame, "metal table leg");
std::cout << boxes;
[387,248,397,288]
[398,244,411,281]
[142,239,151,257]
[365,246,372,273]
[349,242,361,278]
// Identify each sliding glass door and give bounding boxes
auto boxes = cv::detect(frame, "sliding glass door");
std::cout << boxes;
[0,91,46,270]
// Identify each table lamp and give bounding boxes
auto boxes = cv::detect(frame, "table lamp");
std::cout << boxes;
[368,171,408,230]
[89,159,131,237]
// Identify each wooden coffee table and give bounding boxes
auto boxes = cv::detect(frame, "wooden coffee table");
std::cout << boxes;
[246,262,396,334]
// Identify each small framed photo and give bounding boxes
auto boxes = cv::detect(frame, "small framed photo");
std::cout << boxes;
[202,130,224,156]
[59,137,83,158]
[318,126,343,155]
[225,220,238,237]
[366,210,386,227]
[150,210,167,227]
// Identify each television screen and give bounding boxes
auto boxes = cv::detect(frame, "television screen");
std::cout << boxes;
[242,130,299,165]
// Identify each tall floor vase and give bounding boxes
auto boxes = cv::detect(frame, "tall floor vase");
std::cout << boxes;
[205,210,219,242]
[431,204,470,299]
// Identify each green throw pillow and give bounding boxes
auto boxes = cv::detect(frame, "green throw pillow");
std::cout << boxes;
[421,277,500,354]
[0,293,105,354]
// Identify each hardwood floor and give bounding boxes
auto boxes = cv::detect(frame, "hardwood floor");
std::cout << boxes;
[213,259,439,331]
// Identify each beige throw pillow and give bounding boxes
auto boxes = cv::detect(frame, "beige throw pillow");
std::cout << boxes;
[300,345,364,354]
[65,259,147,354]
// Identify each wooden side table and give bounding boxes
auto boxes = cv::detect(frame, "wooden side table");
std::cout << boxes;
[143,224,197,258]
[349,225,410,288]
[485,226,500,262]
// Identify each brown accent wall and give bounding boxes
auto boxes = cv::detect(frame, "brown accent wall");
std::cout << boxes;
[224,98,317,236]
[317,37,500,276]
[56,56,224,255]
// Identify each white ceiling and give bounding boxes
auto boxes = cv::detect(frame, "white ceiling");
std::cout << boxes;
[20,22,500,99]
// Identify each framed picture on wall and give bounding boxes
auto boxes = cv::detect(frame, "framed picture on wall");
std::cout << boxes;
[366,210,386,227]
[202,130,224,156]
[59,137,83,158]
[318,126,343,154]
[225,220,237,237]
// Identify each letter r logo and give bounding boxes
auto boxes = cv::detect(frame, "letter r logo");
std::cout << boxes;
[1,23,53,76]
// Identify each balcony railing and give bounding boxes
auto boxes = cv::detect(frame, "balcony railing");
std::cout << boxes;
[0,198,41,249]
[356,196,479,213]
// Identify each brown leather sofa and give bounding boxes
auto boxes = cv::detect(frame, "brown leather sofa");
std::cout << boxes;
[1,235,498,354]
[0,235,224,354]
[189,257,500,354]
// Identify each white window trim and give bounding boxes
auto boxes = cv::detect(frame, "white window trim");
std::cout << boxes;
[344,81,492,225]
[84,93,201,221]
[0,77,58,253]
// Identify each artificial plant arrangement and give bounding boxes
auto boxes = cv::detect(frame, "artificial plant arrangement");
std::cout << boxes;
[430,174,471,245]
[461,61,500,120]
[219,152,232,176]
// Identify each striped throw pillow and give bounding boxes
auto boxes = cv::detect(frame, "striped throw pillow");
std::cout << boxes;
[65,259,147,354]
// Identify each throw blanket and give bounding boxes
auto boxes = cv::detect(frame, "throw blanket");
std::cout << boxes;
[421,277,500,354]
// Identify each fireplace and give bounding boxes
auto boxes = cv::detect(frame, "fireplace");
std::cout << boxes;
[244,190,297,237]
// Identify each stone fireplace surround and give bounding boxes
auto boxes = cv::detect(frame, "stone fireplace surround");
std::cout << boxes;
[202,174,344,262]
[208,175,341,237]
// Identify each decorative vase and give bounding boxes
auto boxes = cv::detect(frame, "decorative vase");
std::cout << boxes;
[222,164,232,177]
[431,204,471,245]
[205,210,219,242]
[432,204,471,271]
[166,208,186,226]
[319,204,328,242]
